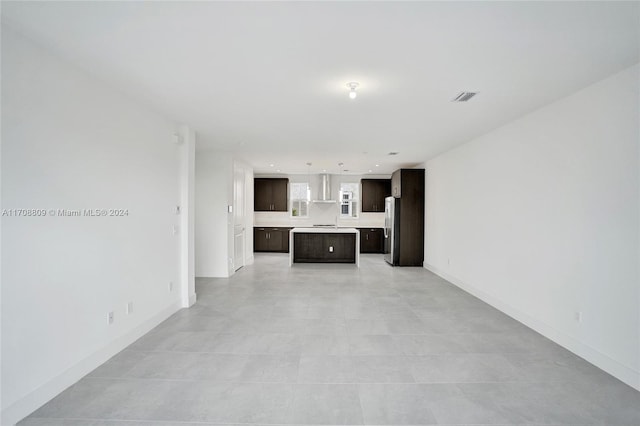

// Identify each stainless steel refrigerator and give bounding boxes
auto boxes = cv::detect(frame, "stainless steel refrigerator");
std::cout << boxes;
[384,196,400,265]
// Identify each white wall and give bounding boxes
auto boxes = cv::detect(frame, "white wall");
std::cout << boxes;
[425,64,640,389]
[1,27,184,424]
[195,151,234,277]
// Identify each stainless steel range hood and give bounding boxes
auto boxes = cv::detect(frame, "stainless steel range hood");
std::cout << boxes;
[312,174,337,203]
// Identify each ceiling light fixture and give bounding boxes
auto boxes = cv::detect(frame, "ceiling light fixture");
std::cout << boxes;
[347,82,359,100]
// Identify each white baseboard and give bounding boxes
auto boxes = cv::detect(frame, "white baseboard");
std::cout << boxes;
[424,263,640,391]
[1,301,182,426]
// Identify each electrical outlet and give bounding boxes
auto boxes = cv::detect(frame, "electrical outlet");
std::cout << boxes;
[574,311,583,323]
[107,311,114,325]
[126,302,133,315]
[175,205,181,215]
[329,246,334,253]
[169,281,173,292]
[447,258,451,265]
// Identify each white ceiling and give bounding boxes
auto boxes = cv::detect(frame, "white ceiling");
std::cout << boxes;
[3,1,639,174]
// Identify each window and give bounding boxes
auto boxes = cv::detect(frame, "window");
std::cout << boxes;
[290,182,309,217]
[339,182,359,218]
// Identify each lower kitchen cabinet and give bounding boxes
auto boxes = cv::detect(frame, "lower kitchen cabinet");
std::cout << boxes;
[293,232,356,263]
[358,228,384,253]
[254,227,291,253]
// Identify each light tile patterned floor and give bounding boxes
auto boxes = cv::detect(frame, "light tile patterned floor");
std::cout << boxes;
[20,253,640,425]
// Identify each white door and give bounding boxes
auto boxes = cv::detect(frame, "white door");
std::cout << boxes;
[233,164,245,271]
[234,233,244,271]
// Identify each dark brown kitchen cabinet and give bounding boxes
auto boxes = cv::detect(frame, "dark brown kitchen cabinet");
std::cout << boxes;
[293,233,356,263]
[358,228,383,253]
[254,227,291,252]
[361,179,391,212]
[391,170,402,197]
[386,168,425,266]
[254,178,288,211]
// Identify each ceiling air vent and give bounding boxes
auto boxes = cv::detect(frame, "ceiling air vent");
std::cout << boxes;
[387,152,399,156]
[452,92,477,102]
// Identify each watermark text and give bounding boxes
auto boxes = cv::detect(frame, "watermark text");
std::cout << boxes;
[2,208,130,217]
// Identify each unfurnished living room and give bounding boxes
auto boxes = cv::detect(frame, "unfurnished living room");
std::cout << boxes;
[1,1,640,425]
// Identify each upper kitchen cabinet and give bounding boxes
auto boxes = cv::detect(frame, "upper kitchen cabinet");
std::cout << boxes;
[361,179,391,212]
[391,169,422,198]
[391,170,401,197]
[254,178,288,211]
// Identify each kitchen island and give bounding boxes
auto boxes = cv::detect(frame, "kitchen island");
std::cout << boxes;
[289,227,360,266]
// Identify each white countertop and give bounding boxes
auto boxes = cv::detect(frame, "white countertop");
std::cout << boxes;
[290,227,358,233]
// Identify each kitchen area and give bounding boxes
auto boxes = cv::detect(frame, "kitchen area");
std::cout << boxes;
[253,169,425,268]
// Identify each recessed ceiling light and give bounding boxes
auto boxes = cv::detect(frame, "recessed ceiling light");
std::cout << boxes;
[270,164,274,167]
[368,169,372,173]
[375,164,379,167]
[276,169,281,172]
[322,169,327,172]
[347,82,359,100]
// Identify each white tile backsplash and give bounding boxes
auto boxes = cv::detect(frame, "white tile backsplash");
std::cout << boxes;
[254,209,384,228]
